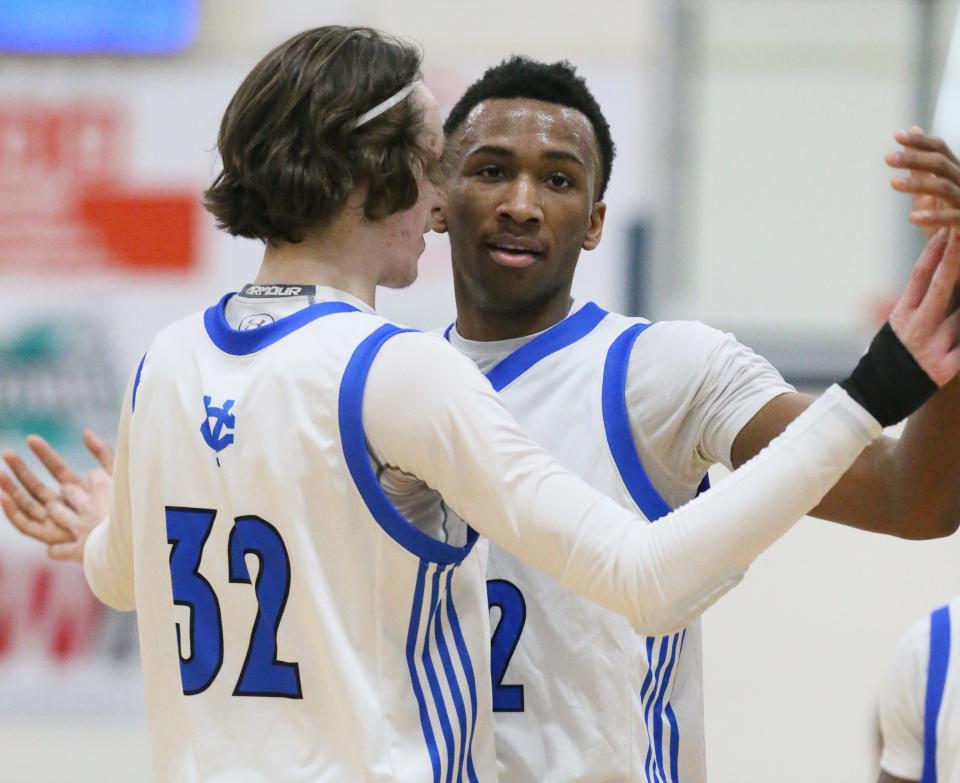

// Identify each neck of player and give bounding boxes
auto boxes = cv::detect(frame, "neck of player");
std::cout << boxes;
[452,287,576,342]
[252,206,383,309]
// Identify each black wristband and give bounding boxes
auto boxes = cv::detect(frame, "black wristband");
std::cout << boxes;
[839,322,938,427]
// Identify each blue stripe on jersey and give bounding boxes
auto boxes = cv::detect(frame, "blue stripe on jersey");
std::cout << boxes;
[423,566,457,783]
[484,302,608,392]
[407,561,442,783]
[445,569,480,783]
[604,323,713,783]
[665,630,687,783]
[443,323,454,341]
[601,322,671,521]
[433,569,469,783]
[339,324,480,565]
[922,605,952,783]
[651,633,681,783]
[644,637,672,783]
[640,636,656,704]
[203,292,359,355]
[131,352,147,412]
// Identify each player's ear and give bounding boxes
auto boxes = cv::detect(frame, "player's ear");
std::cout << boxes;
[582,200,606,250]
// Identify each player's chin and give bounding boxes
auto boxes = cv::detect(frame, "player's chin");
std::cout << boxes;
[380,263,419,291]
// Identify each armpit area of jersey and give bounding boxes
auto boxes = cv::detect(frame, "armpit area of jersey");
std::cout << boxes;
[375,459,470,547]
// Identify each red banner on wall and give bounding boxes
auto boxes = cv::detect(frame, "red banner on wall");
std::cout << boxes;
[0,103,199,274]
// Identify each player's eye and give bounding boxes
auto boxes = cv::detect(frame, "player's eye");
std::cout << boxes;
[547,173,573,189]
[475,165,505,180]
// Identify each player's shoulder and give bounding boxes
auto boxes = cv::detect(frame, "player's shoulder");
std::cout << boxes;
[642,317,731,346]
[375,329,483,381]
[616,315,737,369]
[365,330,496,421]
[128,309,206,375]
[151,308,208,349]
[598,307,728,345]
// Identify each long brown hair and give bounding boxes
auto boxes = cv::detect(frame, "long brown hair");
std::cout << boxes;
[204,26,433,244]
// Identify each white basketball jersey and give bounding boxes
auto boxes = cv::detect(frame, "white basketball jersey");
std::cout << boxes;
[126,294,495,782]
[471,303,707,783]
[881,598,960,783]
[924,600,960,782]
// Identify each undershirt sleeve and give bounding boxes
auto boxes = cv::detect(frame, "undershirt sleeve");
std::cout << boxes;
[82,370,137,612]
[626,321,795,498]
[363,332,881,635]
[878,619,929,781]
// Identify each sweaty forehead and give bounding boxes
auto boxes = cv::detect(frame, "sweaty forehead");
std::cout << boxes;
[455,98,599,166]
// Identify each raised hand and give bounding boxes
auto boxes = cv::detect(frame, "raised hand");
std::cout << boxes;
[886,127,960,238]
[889,228,960,387]
[0,430,114,562]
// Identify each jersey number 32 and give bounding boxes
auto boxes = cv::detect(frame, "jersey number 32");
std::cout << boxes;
[165,506,303,699]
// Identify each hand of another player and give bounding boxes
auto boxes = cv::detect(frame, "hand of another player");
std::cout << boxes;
[886,127,960,239]
[888,228,960,387]
[0,429,114,563]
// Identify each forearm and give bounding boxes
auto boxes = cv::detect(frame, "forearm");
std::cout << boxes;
[734,381,960,538]
[814,375,960,537]
[887,372,960,536]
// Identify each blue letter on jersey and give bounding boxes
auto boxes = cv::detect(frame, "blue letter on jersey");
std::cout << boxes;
[201,396,236,453]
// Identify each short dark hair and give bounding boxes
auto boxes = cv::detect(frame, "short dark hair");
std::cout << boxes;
[443,56,616,200]
[204,26,434,244]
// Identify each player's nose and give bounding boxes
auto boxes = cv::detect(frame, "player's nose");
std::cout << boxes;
[497,176,543,224]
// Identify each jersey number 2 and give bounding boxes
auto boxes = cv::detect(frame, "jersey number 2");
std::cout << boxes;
[487,579,526,712]
[165,506,303,698]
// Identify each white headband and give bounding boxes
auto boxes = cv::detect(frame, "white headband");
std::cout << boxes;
[350,80,421,130]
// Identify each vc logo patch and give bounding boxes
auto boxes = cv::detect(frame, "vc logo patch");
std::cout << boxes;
[201,396,235,463]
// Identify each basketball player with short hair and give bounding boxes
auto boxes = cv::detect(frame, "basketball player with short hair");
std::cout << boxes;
[431,57,960,783]
[2,31,959,782]
[878,598,960,783]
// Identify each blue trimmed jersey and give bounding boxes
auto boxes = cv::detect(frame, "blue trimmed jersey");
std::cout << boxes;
[111,294,496,782]
[462,303,709,783]
[880,598,960,783]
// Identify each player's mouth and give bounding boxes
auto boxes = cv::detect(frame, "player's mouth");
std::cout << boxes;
[485,235,545,269]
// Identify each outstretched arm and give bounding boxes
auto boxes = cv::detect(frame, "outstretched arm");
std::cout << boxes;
[732,378,960,538]
[732,132,960,539]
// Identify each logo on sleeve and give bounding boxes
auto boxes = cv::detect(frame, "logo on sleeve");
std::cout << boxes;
[201,396,235,464]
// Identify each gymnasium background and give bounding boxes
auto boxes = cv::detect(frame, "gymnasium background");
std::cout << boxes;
[0,1,958,780]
